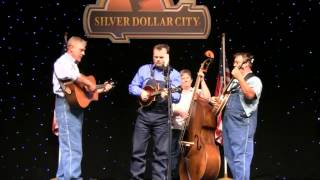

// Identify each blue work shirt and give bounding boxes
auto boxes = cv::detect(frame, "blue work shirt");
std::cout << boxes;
[129,64,181,103]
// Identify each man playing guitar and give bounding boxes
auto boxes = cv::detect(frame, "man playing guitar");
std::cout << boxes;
[52,36,112,180]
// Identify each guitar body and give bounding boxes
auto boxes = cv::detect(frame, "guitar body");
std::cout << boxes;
[212,93,231,116]
[139,85,157,107]
[139,85,182,107]
[64,75,99,108]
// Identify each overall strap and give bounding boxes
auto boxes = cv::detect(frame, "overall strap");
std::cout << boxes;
[244,72,255,81]
[230,73,255,92]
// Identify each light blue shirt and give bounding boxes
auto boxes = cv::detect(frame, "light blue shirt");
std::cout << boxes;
[129,64,181,103]
[230,76,263,117]
[52,53,81,97]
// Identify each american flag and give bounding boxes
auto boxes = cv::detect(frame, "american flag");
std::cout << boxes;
[214,50,231,144]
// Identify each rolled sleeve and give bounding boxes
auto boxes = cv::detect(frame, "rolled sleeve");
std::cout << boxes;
[128,66,147,96]
[170,70,181,103]
[54,54,80,81]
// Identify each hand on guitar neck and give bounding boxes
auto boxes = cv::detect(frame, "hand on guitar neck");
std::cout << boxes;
[97,80,114,93]
[80,79,113,94]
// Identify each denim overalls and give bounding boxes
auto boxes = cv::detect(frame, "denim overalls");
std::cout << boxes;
[222,74,257,180]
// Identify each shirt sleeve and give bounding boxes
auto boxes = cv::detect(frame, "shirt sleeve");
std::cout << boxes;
[54,56,80,81]
[128,66,145,96]
[170,69,181,103]
[248,76,263,99]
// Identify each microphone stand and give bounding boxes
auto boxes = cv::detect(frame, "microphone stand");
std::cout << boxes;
[165,65,172,180]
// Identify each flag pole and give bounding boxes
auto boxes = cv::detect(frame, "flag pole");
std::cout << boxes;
[217,33,232,180]
[222,33,226,87]
[217,157,232,180]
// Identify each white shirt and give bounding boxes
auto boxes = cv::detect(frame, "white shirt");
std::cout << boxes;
[172,88,194,129]
[52,53,81,97]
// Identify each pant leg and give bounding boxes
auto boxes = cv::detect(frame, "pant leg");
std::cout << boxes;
[222,118,235,175]
[130,115,151,180]
[151,114,169,180]
[56,148,63,179]
[223,111,254,180]
[244,111,257,180]
[55,97,83,180]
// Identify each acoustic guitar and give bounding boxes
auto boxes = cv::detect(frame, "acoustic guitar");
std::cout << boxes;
[63,75,114,108]
[139,85,182,107]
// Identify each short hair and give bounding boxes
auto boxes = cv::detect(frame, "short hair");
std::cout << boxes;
[180,69,192,78]
[233,52,254,66]
[67,36,87,49]
[153,43,170,54]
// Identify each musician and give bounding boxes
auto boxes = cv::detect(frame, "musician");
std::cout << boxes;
[128,44,181,180]
[211,52,262,180]
[171,69,211,179]
[52,36,111,179]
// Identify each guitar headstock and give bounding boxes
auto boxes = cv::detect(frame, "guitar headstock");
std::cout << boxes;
[100,79,116,93]
[104,79,116,87]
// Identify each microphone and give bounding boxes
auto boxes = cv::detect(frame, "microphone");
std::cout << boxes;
[164,54,170,68]
[163,54,170,82]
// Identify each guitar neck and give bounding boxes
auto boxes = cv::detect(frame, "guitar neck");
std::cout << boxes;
[151,91,161,96]
[150,87,180,96]
[96,84,105,90]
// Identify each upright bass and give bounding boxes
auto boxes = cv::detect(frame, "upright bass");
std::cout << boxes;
[179,51,221,180]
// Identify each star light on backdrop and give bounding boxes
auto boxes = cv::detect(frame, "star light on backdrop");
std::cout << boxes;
[0,0,319,179]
